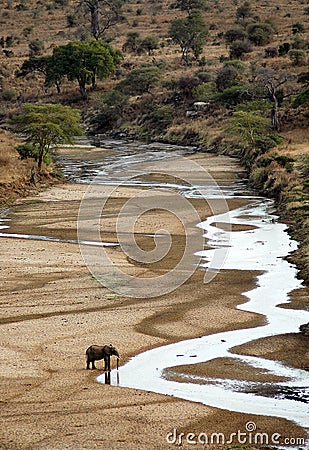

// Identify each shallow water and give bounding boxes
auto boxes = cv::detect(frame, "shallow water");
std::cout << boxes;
[2,138,308,428]
[100,199,309,427]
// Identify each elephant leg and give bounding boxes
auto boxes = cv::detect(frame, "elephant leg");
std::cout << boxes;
[86,360,90,370]
[91,361,96,370]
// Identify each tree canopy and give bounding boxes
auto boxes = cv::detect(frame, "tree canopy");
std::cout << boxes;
[169,12,207,65]
[11,104,83,170]
[18,40,121,98]
[173,0,208,15]
[116,66,161,95]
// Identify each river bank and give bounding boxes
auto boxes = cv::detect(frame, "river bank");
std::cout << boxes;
[1,146,308,449]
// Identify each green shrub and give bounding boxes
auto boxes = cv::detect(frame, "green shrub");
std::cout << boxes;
[196,71,212,82]
[292,22,305,34]
[255,134,283,152]
[247,22,274,46]
[297,155,309,177]
[236,99,271,115]
[28,39,44,56]
[215,84,263,106]
[193,82,216,101]
[224,28,247,44]
[288,49,307,66]
[249,166,268,187]
[292,88,309,108]
[150,104,174,129]
[229,39,252,59]
[16,143,37,160]
[274,154,295,172]
[22,26,33,37]
[278,42,290,56]
[0,88,16,101]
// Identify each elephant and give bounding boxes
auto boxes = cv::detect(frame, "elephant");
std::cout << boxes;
[86,344,120,371]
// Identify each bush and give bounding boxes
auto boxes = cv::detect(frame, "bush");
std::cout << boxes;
[264,47,278,58]
[247,22,274,46]
[236,1,252,20]
[0,88,16,101]
[274,154,295,172]
[150,104,174,129]
[29,39,44,56]
[215,84,259,106]
[196,71,212,82]
[292,22,305,34]
[16,143,37,160]
[229,39,252,59]
[249,166,268,187]
[255,134,283,152]
[116,66,161,95]
[292,36,307,50]
[278,42,290,56]
[297,154,309,178]
[236,99,271,115]
[193,82,216,101]
[288,49,307,66]
[215,62,245,91]
[224,28,247,44]
[292,88,309,108]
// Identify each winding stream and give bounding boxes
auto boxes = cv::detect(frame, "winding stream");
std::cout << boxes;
[101,198,309,428]
[2,139,308,430]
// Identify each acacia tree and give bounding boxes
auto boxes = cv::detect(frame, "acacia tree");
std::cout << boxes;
[169,12,207,65]
[228,111,270,148]
[11,104,83,170]
[17,56,64,94]
[18,41,120,98]
[77,0,124,40]
[116,66,161,95]
[51,40,119,98]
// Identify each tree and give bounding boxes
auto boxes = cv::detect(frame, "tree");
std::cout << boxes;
[137,36,159,56]
[169,12,207,65]
[173,0,208,15]
[17,55,63,94]
[49,40,121,98]
[215,60,245,92]
[77,0,125,40]
[292,22,305,35]
[224,28,247,44]
[229,39,252,59]
[236,1,252,21]
[11,104,83,170]
[122,32,140,53]
[116,66,161,95]
[247,22,274,46]
[253,68,296,131]
[228,110,270,148]
[288,49,307,67]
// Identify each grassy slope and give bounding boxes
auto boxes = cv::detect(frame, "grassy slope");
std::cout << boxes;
[0,0,308,280]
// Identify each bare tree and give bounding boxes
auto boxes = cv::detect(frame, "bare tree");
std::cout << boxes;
[78,0,124,40]
[252,67,296,132]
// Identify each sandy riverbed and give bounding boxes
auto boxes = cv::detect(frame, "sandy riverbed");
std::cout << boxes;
[0,153,308,449]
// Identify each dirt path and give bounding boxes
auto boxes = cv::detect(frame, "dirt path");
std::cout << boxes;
[0,154,308,449]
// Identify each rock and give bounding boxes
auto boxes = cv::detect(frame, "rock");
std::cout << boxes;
[299,322,309,336]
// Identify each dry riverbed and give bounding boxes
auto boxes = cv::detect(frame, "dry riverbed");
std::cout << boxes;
[0,153,308,449]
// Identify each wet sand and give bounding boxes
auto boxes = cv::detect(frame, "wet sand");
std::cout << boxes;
[0,154,308,449]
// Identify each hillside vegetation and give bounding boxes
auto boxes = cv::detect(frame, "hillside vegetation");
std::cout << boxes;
[0,0,308,281]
